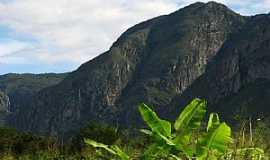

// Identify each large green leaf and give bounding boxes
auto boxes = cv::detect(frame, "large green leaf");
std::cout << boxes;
[197,123,233,159]
[172,99,206,158]
[174,98,206,131]
[84,139,129,160]
[84,139,116,154]
[207,113,220,132]
[140,129,153,136]
[139,103,171,137]
[172,131,194,157]
[111,145,130,160]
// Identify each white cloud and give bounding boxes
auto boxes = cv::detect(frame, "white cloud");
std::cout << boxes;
[224,0,270,15]
[0,40,31,57]
[0,0,269,73]
[0,57,28,64]
[0,0,178,67]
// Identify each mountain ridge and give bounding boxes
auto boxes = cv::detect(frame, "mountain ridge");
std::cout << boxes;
[8,2,270,139]
[0,73,67,127]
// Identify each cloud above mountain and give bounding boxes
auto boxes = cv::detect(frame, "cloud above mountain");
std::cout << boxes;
[0,0,269,73]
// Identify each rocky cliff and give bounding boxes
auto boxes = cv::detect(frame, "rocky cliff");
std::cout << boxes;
[170,13,270,122]
[0,91,10,125]
[10,2,249,137]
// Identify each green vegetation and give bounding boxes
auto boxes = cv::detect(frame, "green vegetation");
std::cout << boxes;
[0,73,67,95]
[0,99,269,159]
[85,98,267,160]
[0,126,108,160]
[0,127,58,159]
[138,99,233,159]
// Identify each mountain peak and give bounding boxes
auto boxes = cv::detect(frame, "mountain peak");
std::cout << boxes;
[205,1,231,10]
[206,1,225,6]
[175,1,239,17]
[187,1,227,8]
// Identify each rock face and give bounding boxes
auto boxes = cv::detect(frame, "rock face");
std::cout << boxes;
[0,92,10,112]
[0,92,10,125]
[10,2,249,137]
[170,13,270,122]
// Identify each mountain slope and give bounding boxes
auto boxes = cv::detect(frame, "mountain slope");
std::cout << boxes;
[116,2,248,126]
[10,2,248,137]
[170,13,270,122]
[0,73,67,113]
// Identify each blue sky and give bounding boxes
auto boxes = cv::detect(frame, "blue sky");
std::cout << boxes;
[0,0,269,75]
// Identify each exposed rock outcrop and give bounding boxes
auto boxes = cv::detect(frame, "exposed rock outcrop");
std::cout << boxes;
[0,91,10,126]
[170,13,270,122]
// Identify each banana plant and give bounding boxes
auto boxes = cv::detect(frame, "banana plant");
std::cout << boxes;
[139,99,233,160]
[84,98,264,160]
[197,113,233,159]
[173,98,207,158]
[139,103,173,146]
[197,123,233,159]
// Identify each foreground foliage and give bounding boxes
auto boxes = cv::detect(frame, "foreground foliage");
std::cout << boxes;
[0,99,268,159]
[138,99,233,159]
[85,98,266,160]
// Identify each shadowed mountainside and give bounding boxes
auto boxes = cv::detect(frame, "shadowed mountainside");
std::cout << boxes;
[169,13,270,123]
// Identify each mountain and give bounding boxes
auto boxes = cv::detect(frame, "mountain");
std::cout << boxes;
[9,2,250,137]
[169,13,270,122]
[0,91,10,125]
[0,73,67,113]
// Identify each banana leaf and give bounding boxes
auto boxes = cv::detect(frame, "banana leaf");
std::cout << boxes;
[174,98,206,131]
[207,113,220,132]
[139,103,171,137]
[197,123,233,159]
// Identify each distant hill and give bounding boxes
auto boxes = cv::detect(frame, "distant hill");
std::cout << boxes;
[0,73,67,113]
